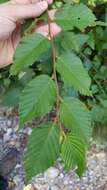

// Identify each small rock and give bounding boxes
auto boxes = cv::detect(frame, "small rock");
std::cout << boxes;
[59,173,64,178]
[23,184,34,190]
[3,128,13,142]
[51,185,59,190]
[7,120,12,127]
[64,180,69,185]
[44,167,59,180]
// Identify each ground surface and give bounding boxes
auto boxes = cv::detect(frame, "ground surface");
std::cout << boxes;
[0,107,107,190]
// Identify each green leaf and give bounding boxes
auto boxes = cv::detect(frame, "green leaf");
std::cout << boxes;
[10,33,50,75]
[0,0,8,3]
[61,32,88,53]
[95,21,107,27]
[87,32,95,50]
[61,133,86,177]
[18,69,35,86]
[59,97,91,143]
[55,3,96,31]
[56,52,92,96]
[19,75,56,125]
[0,87,21,107]
[24,122,60,181]
[61,82,78,98]
[91,105,107,124]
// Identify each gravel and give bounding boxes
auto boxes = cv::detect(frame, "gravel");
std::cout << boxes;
[0,107,107,190]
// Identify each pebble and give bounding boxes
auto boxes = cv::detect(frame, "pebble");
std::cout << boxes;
[44,167,59,180]
[59,173,64,178]
[7,120,12,127]
[51,185,59,190]
[3,128,13,142]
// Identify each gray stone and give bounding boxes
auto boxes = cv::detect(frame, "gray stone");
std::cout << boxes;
[44,167,59,180]
[51,185,59,190]
[3,128,13,142]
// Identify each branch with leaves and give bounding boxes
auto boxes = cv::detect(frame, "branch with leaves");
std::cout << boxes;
[4,0,106,183]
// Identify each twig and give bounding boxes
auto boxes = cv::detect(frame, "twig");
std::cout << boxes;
[47,11,60,112]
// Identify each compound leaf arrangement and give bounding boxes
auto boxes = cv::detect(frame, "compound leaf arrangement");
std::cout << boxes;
[8,0,106,182]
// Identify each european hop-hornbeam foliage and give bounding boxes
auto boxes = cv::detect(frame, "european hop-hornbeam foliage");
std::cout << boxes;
[19,75,56,125]
[1,0,107,183]
[24,122,60,181]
